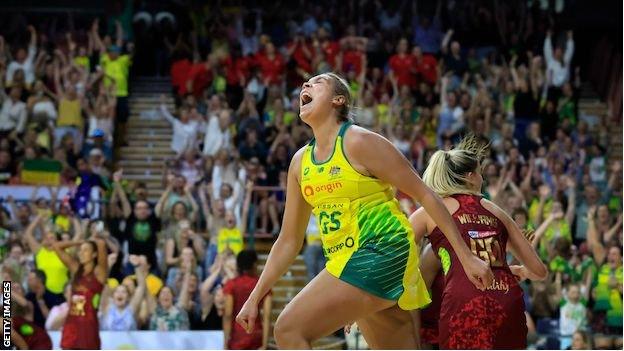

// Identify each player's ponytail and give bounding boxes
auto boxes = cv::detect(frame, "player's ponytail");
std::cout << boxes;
[422,134,487,197]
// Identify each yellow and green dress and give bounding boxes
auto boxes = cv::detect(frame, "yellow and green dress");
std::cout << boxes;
[300,122,430,310]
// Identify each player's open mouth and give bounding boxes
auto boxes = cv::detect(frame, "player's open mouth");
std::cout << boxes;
[300,92,313,107]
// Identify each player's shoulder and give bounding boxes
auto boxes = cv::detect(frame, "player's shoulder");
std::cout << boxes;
[343,124,389,150]
[288,145,309,173]
[480,198,511,222]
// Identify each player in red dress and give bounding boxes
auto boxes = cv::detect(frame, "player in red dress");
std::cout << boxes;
[53,238,108,350]
[410,135,547,349]
[11,315,53,349]
[414,243,444,349]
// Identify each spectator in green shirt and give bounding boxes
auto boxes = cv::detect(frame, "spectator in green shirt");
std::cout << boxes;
[588,213,623,349]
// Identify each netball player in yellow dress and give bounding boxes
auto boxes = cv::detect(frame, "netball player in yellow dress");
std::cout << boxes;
[236,73,494,349]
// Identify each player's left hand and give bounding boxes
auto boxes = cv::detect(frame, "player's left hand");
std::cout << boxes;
[464,255,494,290]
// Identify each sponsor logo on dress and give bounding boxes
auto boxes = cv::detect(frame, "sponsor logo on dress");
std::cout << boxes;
[324,236,355,255]
[304,167,310,176]
[304,185,314,197]
[468,230,498,239]
[317,166,325,173]
[302,182,343,197]
[329,166,341,176]
[485,277,510,294]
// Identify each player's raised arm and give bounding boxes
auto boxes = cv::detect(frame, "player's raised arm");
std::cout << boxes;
[346,128,493,290]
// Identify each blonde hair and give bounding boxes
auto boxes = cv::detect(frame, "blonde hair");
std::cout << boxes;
[422,134,488,197]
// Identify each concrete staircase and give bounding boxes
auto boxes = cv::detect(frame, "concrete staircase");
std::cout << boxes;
[116,77,175,202]
[256,252,346,350]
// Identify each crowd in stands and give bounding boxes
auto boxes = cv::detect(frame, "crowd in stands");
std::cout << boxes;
[0,0,621,350]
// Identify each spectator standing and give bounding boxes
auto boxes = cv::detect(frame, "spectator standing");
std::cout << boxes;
[114,170,161,271]
[6,26,37,86]
[588,212,623,349]
[557,271,590,349]
[223,250,271,350]
[94,21,133,147]
[389,39,415,89]
[202,109,232,157]
[543,31,574,91]
[148,285,190,331]
[23,215,69,296]
[99,254,147,331]
[160,95,200,156]
[25,269,65,329]
[0,86,27,137]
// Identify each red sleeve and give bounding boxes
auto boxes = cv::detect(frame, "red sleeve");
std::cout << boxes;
[170,59,191,88]
[252,53,263,69]
[277,54,285,70]
[222,281,234,295]
[389,55,398,71]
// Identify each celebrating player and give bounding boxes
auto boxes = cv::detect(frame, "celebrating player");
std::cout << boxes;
[236,73,493,349]
[53,237,108,349]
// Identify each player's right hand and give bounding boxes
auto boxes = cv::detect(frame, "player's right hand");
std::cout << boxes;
[236,298,259,334]
[464,255,494,290]
[509,265,528,282]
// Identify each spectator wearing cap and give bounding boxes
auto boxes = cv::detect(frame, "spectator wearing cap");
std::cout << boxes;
[82,129,113,162]
[88,148,110,178]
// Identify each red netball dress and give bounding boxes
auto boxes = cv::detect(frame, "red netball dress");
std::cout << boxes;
[429,194,527,349]
[420,271,444,347]
[13,315,52,349]
[60,270,104,349]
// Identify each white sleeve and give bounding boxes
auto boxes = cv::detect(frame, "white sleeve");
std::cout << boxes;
[202,117,219,155]
[5,63,16,84]
[27,44,37,65]
[543,36,554,67]
[563,38,575,66]
[160,104,177,125]
[212,165,223,199]
[16,104,27,133]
